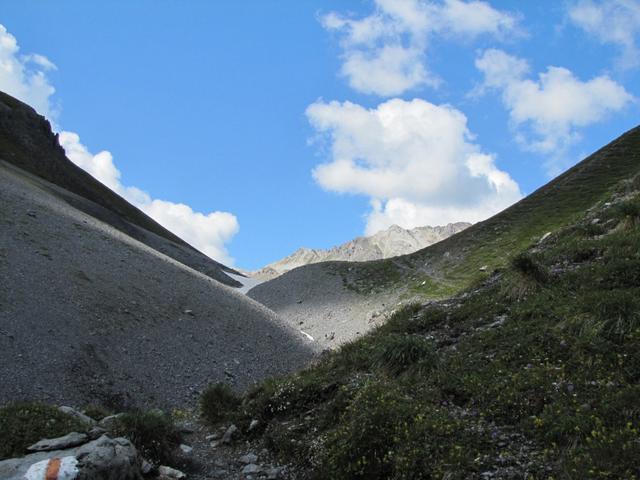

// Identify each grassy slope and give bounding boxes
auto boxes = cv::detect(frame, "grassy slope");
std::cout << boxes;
[224,129,640,479]
[231,173,640,480]
[339,125,640,299]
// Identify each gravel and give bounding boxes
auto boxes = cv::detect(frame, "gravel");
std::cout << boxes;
[248,262,397,350]
[0,161,314,409]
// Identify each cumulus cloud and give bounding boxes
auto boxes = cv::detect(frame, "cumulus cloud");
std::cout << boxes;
[0,23,239,265]
[568,0,640,69]
[306,98,522,234]
[0,24,57,119]
[475,49,634,173]
[321,0,520,96]
[58,132,239,265]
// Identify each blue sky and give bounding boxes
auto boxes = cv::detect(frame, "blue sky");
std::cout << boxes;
[1,1,638,269]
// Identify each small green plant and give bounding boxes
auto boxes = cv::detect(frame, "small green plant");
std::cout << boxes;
[511,252,548,283]
[82,404,111,421]
[0,402,88,460]
[374,334,436,375]
[613,197,640,226]
[200,383,240,425]
[112,410,180,465]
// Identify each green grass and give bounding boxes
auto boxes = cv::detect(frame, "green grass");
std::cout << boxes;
[335,126,640,300]
[229,177,640,479]
[0,402,88,459]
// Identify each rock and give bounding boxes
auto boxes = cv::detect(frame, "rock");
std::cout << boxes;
[158,465,186,479]
[75,436,141,479]
[222,424,238,444]
[24,456,79,480]
[211,469,229,478]
[58,406,97,427]
[479,265,488,272]
[175,421,195,434]
[178,444,193,455]
[0,435,142,480]
[239,453,258,464]
[88,426,107,440]
[539,231,552,243]
[242,463,262,475]
[98,413,124,431]
[248,419,259,432]
[140,458,154,475]
[183,309,194,316]
[205,432,221,441]
[267,466,284,479]
[28,432,89,452]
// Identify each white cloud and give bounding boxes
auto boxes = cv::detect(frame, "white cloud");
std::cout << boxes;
[0,24,239,265]
[321,0,520,96]
[0,24,57,119]
[306,98,522,234]
[58,132,239,265]
[568,0,640,69]
[475,49,634,173]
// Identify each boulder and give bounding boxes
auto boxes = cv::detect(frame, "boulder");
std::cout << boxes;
[75,435,141,480]
[0,435,141,480]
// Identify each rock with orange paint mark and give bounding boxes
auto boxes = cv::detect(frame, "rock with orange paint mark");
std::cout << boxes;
[0,435,142,480]
[23,456,79,480]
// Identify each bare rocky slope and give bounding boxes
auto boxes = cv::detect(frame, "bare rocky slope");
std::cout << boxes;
[0,91,241,288]
[0,92,316,410]
[249,125,640,349]
[253,222,470,281]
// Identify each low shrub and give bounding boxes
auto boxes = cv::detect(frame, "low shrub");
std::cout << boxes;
[112,410,180,465]
[511,252,548,283]
[0,402,88,460]
[200,383,240,425]
[82,404,111,421]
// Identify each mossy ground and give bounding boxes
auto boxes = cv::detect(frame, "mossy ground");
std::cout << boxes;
[0,403,88,460]
[226,178,640,479]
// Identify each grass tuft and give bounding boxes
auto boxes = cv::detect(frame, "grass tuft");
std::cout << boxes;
[200,383,240,425]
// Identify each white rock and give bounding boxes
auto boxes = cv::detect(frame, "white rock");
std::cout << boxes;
[239,453,258,464]
[248,419,259,432]
[58,406,97,427]
[24,456,79,480]
[242,463,262,474]
[158,465,187,479]
[179,444,193,455]
[28,432,88,452]
[222,424,238,444]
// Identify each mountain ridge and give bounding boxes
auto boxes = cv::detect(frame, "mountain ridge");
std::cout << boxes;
[253,222,470,280]
[249,124,640,348]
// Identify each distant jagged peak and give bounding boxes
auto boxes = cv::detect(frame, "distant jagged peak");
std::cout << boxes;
[252,222,471,281]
